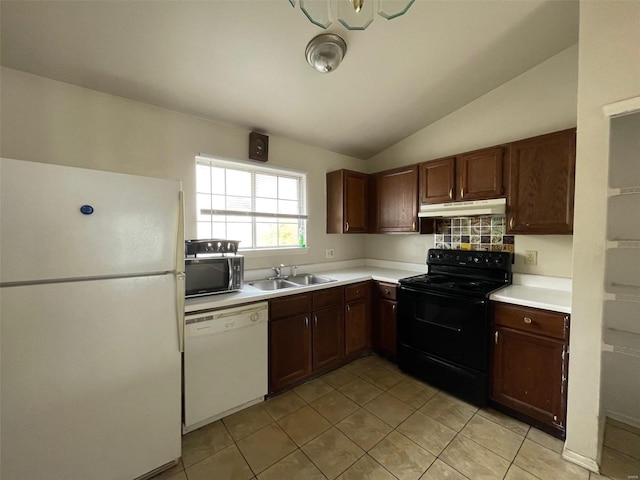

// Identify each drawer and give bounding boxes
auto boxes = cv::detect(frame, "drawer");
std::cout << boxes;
[270,293,311,320]
[345,282,370,302]
[493,302,569,340]
[313,286,344,309]
[377,282,397,300]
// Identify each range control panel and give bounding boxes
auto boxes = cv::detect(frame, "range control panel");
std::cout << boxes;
[427,248,512,269]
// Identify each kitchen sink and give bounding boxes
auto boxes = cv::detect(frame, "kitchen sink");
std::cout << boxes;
[249,279,298,290]
[249,274,336,290]
[286,274,336,285]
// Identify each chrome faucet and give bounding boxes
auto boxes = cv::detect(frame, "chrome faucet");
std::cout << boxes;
[271,264,285,279]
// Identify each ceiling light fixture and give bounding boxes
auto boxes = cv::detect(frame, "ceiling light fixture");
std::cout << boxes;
[305,33,347,73]
[289,0,415,30]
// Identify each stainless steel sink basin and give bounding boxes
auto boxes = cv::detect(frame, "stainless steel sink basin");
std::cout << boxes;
[286,274,336,286]
[249,279,298,291]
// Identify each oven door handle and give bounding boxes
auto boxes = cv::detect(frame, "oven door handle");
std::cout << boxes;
[400,286,488,305]
[417,317,462,333]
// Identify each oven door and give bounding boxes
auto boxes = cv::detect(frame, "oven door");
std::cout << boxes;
[185,258,233,297]
[398,286,490,371]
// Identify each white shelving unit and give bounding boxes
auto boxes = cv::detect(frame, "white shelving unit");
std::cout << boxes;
[602,98,640,428]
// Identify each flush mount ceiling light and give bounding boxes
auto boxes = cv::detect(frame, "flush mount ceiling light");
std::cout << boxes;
[289,0,415,30]
[305,33,347,73]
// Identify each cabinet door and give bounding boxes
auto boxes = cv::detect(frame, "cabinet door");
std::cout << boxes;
[420,158,455,204]
[457,147,504,200]
[326,170,368,234]
[312,305,345,372]
[507,129,576,234]
[378,299,397,358]
[269,314,312,393]
[345,299,369,357]
[373,165,419,233]
[491,326,567,431]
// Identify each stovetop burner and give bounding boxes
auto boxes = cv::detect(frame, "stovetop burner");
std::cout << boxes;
[399,249,513,298]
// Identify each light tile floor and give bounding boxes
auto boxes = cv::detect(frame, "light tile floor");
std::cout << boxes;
[155,354,640,480]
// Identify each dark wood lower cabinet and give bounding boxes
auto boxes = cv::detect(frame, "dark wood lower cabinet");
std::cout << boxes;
[491,302,569,438]
[269,313,312,393]
[345,282,371,358]
[373,282,398,359]
[312,305,344,371]
[269,287,345,394]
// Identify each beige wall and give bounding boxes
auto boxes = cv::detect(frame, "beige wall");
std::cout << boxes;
[0,67,367,270]
[564,0,640,470]
[365,45,578,278]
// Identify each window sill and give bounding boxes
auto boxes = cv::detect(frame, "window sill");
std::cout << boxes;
[239,247,310,258]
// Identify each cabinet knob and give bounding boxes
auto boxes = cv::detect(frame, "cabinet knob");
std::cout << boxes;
[412,221,416,231]
[345,222,350,232]
[314,315,318,326]
[384,288,390,294]
[392,304,396,312]
[346,305,351,312]
[449,188,453,199]
[305,316,309,327]
[523,317,532,324]
[509,217,514,230]
[460,187,465,198]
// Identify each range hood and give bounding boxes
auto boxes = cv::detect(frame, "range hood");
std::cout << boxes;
[418,198,506,218]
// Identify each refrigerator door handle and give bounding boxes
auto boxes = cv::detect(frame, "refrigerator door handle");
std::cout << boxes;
[176,191,185,274]
[176,273,186,352]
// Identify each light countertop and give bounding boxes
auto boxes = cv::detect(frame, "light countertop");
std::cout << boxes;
[489,274,572,314]
[185,266,421,314]
[185,263,572,315]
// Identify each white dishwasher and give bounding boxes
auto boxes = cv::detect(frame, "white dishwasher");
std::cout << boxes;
[183,301,268,433]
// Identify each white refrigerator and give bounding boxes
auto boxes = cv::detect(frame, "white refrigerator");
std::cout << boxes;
[0,158,185,480]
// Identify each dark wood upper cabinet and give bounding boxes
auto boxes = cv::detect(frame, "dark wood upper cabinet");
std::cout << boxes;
[419,147,504,204]
[420,158,455,204]
[507,129,576,234]
[372,165,419,233]
[457,147,504,200]
[326,169,368,234]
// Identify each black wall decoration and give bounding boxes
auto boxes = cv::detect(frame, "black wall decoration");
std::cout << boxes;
[249,132,269,162]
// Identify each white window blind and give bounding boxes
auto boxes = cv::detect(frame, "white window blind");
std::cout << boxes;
[196,156,307,249]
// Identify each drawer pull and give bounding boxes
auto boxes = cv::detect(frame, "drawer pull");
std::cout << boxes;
[523,317,532,324]
[305,317,309,328]
[345,222,350,232]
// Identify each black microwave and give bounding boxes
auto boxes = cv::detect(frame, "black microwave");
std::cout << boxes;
[185,256,244,297]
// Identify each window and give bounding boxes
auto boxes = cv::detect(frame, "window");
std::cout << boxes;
[196,156,307,249]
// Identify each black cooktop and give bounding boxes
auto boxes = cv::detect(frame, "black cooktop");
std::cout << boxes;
[399,249,513,298]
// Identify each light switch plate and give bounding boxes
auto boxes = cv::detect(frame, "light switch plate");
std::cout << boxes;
[326,249,335,259]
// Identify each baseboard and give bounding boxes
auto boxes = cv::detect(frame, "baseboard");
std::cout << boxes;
[605,410,640,430]
[562,447,600,473]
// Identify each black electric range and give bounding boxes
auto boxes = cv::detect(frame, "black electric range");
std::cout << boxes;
[397,249,512,406]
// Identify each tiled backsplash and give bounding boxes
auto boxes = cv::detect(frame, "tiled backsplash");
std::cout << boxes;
[434,215,515,252]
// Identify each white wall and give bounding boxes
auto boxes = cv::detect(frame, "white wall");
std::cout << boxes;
[365,45,578,278]
[564,0,640,471]
[0,67,367,270]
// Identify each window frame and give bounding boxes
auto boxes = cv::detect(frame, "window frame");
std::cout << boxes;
[195,155,308,252]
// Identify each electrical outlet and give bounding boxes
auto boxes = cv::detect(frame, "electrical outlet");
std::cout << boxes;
[525,250,538,266]
[325,248,335,259]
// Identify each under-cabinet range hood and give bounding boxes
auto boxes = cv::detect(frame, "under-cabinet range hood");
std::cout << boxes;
[418,198,506,218]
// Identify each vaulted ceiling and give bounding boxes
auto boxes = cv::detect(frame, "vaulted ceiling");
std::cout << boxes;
[0,1,579,159]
